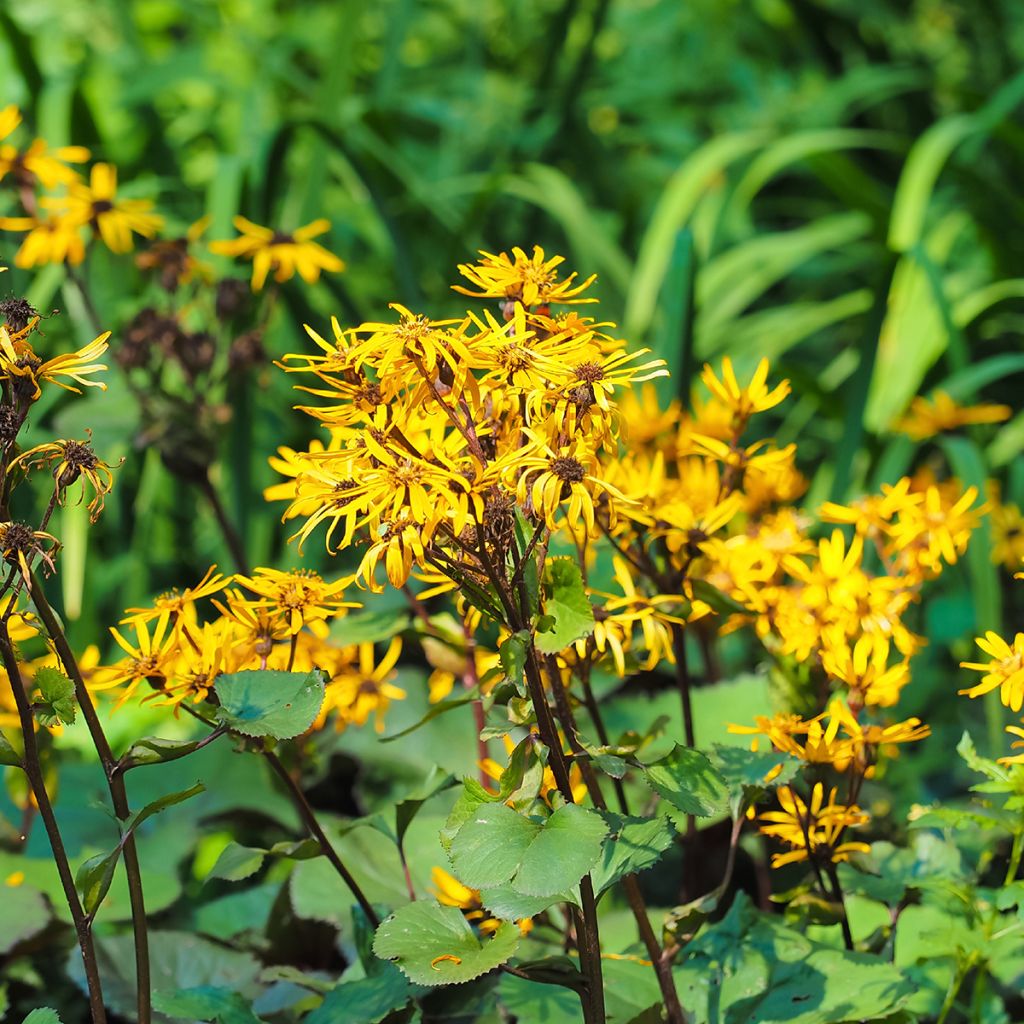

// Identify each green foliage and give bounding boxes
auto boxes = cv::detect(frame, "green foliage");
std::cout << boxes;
[449,802,607,897]
[373,902,521,986]
[536,557,595,654]
[214,670,326,740]
[640,745,729,818]
[0,886,51,954]
[31,669,76,728]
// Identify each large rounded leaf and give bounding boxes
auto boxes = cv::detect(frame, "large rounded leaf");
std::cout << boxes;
[373,901,520,985]
[214,669,325,739]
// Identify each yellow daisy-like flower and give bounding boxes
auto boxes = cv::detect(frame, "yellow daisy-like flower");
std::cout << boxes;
[0,104,89,189]
[238,567,358,637]
[0,214,87,268]
[322,637,405,733]
[700,357,791,425]
[42,163,163,253]
[509,430,633,535]
[95,612,177,706]
[894,390,1011,440]
[210,216,345,291]
[959,631,1024,712]
[123,565,230,627]
[990,497,1024,573]
[454,246,597,307]
[758,784,870,869]
[0,329,109,402]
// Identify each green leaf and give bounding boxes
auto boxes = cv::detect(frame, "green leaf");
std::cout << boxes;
[498,630,530,687]
[590,813,677,896]
[306,965,418,1024]
[888,114,978,252]
[449,803,539,890]
[21,1012,62,1024]
[123,782,206,835]
[152,986,265,1024]
[449,803,607,898]
[214,669,325,740]
[710,744,802,813]
[513,804,608,897]
[688,578,747,617]
[641,745,728,817]
[0,885,51,953]
[331,609,409,645]
[0,730,21,768]
[207,843,266,883]
[480,885,575,921]
[119,735,215,770]
[75,849,121,917]
[536,558,594,654]
[373,902,521,986]
[32,667,76,728]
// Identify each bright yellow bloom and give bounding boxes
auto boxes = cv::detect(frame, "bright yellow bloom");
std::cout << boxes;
[320,637,405,733]
[960,631,1024,712]
[0,214,86,268]
[758,784,870,869]
[42,163,163,253]
[0,328,109,402]
[509,430,632,535]
[96,612,177,705]
[990,497,1024,573]
[0,105,89,188]
[889,484,980,577]
[700,357,790,425]
[237,567,358,636]
[821,641,911,709]
[210,216,344,291]
[123,565,229,627]
[454,246,596,307]
[895,390,1011,440]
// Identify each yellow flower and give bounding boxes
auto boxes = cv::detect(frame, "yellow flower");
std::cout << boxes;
[321,637,405,733]
[758,784,870,869]
[960,631,1024,712]
[210,216,344,291]
[96,612,177,706]
[454,246,596,307]
[819,477,921,538]
[508,430,632,535]
[0,214,86,267]
[700,357,790,425]
[42,163,163,253]
[0,105,89,188]
[237,567,358,636]
[123,565,229,627]
[990,497,1024,573]
[821,641,911,709]
[895,390,1011,440]
[349,304,473,395]
[0,328,109,402]
[889,484,980,577]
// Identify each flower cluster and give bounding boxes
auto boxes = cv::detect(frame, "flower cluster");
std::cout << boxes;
[0,105,343,292]
[93,566,405,733]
